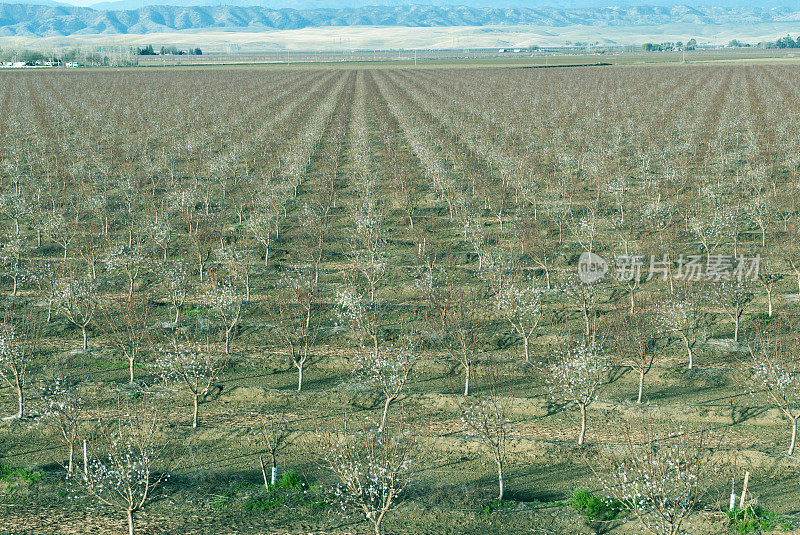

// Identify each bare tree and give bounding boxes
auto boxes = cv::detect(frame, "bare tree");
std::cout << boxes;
[319,420,414,535]
[563,275,602,345]
[594,421,721,535]
[153,341,225,428]
[216,245,253,302]
[748,328,800,455]
[97,297,151,384]
[252,407,292,487]
[159,261,191,328]
[145,211,172,262]
[202,280,243,355]
[72,398,171,535]
[545,342,611,445]
[248,196,282,266]
[495,282,542,363]
[273,266,320,392]
[38,373,83,475]
[461,394,510,500]
[756,264,781,318]
[55,274,98,351]
[353,342,417,432]
[418,267,484,396]
[0,317,37,419]
[610,307,661,403]
[187,214,218,283]
[41,210,75,260]
[713,280,754,343]
[658,287,708,370]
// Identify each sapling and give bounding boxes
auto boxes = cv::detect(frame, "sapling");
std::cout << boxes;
[38,374,83,475]
[0,320,34,420]
[97,297,151,384]
[73,399,170,535]
[461,394,511,501]
[0,234,23,297]
[55,275,98,351]
[160,261,191,328]
[273,266,320,392]
[252,408,292,487]
[104,243,147,300]
[609,307,661,403]
[495,282,543,363]
[353,343,417,432]
[748,330,800,455]
[594,421,721,535]
[545,342,611,445]
[153,342,225,428]
[337,288,381,353]
[319,420,414,535]
[145,212,172,261]
[41,211,74,260]
[713,280,754,343]
[202,280,243,354]
[657,288,708,370]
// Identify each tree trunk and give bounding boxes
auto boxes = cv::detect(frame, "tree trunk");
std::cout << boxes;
[734,313,740,343]
[129,357,135,384]
[767,290,773,317]
[682,333,693,369]
[380,395,395,432]
[522,336,530,364]
[16,386,23,419]
[463,361,470,396]
[297,363,303,392]
[583,308,591,341]
[192,394,199,428]
[637,368,644,403]
[82,325,88,350]
[789,416,798,456]
[225,329,231,355]
[496,459,504,501]
[578,403,587,446]
[127,509,135,535]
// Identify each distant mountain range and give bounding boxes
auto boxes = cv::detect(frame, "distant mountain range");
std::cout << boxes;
[1,3,799,37]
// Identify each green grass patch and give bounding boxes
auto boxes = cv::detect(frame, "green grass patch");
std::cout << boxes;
[727,505,792,533]
[569,489,623,522]
[0,463,41,484]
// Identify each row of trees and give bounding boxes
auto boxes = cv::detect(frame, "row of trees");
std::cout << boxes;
[1,64,800,534]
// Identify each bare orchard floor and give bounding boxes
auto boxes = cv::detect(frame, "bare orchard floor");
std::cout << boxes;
[1,60,800,534]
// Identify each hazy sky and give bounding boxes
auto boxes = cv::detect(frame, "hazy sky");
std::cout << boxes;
[34,0,800,9]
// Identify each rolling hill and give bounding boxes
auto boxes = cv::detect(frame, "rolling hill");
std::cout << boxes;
[0,3,799,37]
